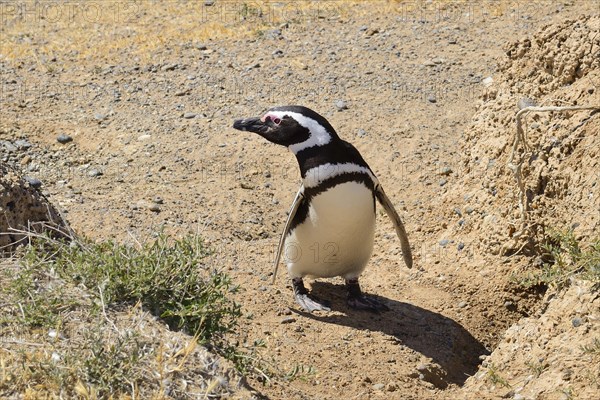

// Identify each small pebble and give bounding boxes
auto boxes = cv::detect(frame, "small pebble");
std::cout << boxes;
[427,95,437,103]
[571,317,582,328]
[183,112,197,119]
[457,242,465,251]
[439,178,447,186]
[149,204,161,212]
[335,99,348,111]
[281,317,296,324]
[88,169,103,178]
[439,239,450,247]
[15,139,32,150]
[153,196,164,204]
[372,383,385,391]
[439,166,453,176]
[57,134,73,144]
[25,176,42,188]
[457,301,467,308]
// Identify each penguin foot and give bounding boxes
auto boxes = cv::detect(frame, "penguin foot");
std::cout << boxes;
[345,278,389,313]
[292,277,331,312]
[347,295,390,312]
[295,293,332,312]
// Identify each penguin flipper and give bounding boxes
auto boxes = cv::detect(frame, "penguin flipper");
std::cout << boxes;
[375,184,413,269]
[272,185,305,284]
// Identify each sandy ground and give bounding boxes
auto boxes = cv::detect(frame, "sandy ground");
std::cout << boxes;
[1,1,599,399]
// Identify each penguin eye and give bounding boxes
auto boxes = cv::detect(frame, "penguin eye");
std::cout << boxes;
[272,117,281,125]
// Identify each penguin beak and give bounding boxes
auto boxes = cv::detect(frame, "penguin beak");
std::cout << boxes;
[233,117,266,134]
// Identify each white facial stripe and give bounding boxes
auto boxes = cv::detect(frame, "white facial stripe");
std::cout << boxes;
[304,163,378,188]
[266,110,332,154]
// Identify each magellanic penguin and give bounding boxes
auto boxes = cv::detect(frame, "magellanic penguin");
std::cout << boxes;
[233,106,412,312]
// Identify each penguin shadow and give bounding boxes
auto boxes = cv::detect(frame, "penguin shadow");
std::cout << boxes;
[296,281,489,387]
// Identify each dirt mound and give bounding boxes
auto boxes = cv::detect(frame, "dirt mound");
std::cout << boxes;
[441,15,599,257]
[463,279,599,399]
[447,15,600,400]
[0,163,70,253]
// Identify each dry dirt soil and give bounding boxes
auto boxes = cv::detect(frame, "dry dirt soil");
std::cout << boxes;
[1,1,599,399]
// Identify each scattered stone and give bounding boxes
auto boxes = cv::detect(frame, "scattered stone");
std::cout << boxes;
[571,317,582,328]
[204,0,214,6]
[448,38,457,44]
[153,196,164,205]
[439,178,447,186]
[25,176,42,189]
[482,76,494,87]
[423,60,436,67]
[335,99,348,111]
[14,139,32,150]
[439,239,450,247]
[87,169,103,178]
[138,134,151,141]
[56,134,73,144]
[149,204,161,212]
[266,29,282,40]
[240,182,254,190]
[1,141,17,152]
[357,129,367,137]
[280,317,296,324]
[272,49,284,57]
[372,383,385,391]
[427,95,437,103]
[365,28,379,36]
[465,206,475,214]
[183,112,197,119]
[432,57,445,64]
[161,63,178,72]
[94,113,106,121]
[457,242,465,251]
[458,301,467,308]
[439,166,453,175]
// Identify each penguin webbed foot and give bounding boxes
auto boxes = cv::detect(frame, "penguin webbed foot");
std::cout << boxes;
[292,277,331,312]
[345,278,390,313]
[295,293,331,312]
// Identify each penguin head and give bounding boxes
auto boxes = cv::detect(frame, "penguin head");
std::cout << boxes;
[233,105,339,153]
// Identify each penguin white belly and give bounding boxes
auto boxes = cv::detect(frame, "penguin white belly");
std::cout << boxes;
[285,182,376,279]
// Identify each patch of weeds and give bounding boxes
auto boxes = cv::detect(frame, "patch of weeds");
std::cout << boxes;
[220,338,273,383]
[581,337,600,356]
[1,260,81,329]
[284,363,316,382]
[525,359,546,378]
[486,363,511,389]
[0,233,270,397]
[81,328,147,395]
[23,234,241,342]
[562,386,575,400]
[514,229,600,290]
